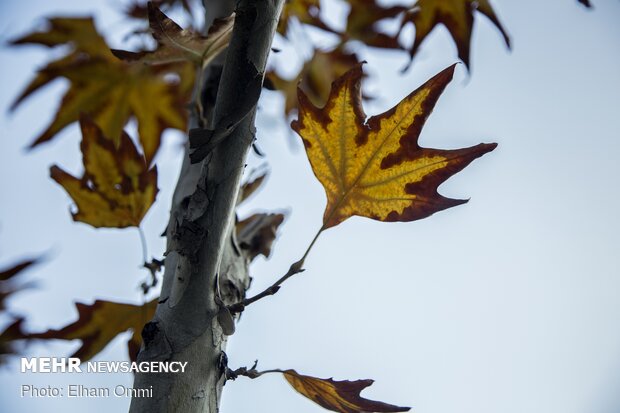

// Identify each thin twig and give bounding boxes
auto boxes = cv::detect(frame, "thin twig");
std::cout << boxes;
[226,360,284,381]
[140,256,164,295]
[137,228,165,294]
[228,226,324,313]
[137,226,155,295]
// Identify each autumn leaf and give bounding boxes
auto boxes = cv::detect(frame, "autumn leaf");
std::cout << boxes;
[125,0,194,20]
[0,257,40,312]
[112,3,233,67]
[277,0,405,50]
[238,170,268,205]
[267,48,363,118]
[51,116,158,228]
[28,299,157,362]
[0,319,27,365]
[10,16,192,161]
[278,0,336,36]
[282,369,410,413]
[278,0,405,50]
[293,64,496,229]
[236,213,285,261]
[235,171,283,261]
[10,17,111,58]
[402,0,510,68]
[343,0,407,49]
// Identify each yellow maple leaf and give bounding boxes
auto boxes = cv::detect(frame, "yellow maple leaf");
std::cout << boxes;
[28,299,157,362]
[11,16,192,162]
[283,369,410,413]
[50,117,158,228]
[293,63,496,229]
[403,0,510,68]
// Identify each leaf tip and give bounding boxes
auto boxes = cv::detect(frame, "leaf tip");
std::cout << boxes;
[49,164,61,177]
[480,142,499,155]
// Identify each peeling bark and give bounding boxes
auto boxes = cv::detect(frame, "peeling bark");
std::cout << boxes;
[129,1,284,412]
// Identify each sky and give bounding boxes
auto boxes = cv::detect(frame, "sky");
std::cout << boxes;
[0,0,619,412]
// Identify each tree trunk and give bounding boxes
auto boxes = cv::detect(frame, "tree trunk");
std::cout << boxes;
[129,1,284,412]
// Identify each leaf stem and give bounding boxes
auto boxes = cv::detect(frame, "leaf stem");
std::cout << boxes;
[137,226,149,266]
[195,66,207,127]
[228,226,325,313]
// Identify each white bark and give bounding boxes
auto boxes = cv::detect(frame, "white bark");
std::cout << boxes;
[129,1,284,411]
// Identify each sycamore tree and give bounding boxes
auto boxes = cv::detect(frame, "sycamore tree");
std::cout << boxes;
[1,0,615,412]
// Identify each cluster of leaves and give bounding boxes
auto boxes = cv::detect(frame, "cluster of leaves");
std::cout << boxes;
[11,16,191,163]
[3,0,594,412]
[9,3,236,231]
[267,0,512,117]
[5,0,280,363]
[1,0,224,370]
[269,0,594,119]
[6,170,286,365]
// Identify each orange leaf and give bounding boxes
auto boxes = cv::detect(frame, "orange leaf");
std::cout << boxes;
[51,117,158,228]
[10,16,192,161]
[293,64,496,229]
[28,299,157,362]
[402,0,510,68]
[112,3,233,67]
[283,369,410,413]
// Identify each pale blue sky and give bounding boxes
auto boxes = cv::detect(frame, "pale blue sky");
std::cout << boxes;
[1,1,619,412]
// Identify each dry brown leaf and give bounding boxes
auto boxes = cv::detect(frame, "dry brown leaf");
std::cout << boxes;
[238,170,268,205]
[283,369,410,413]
